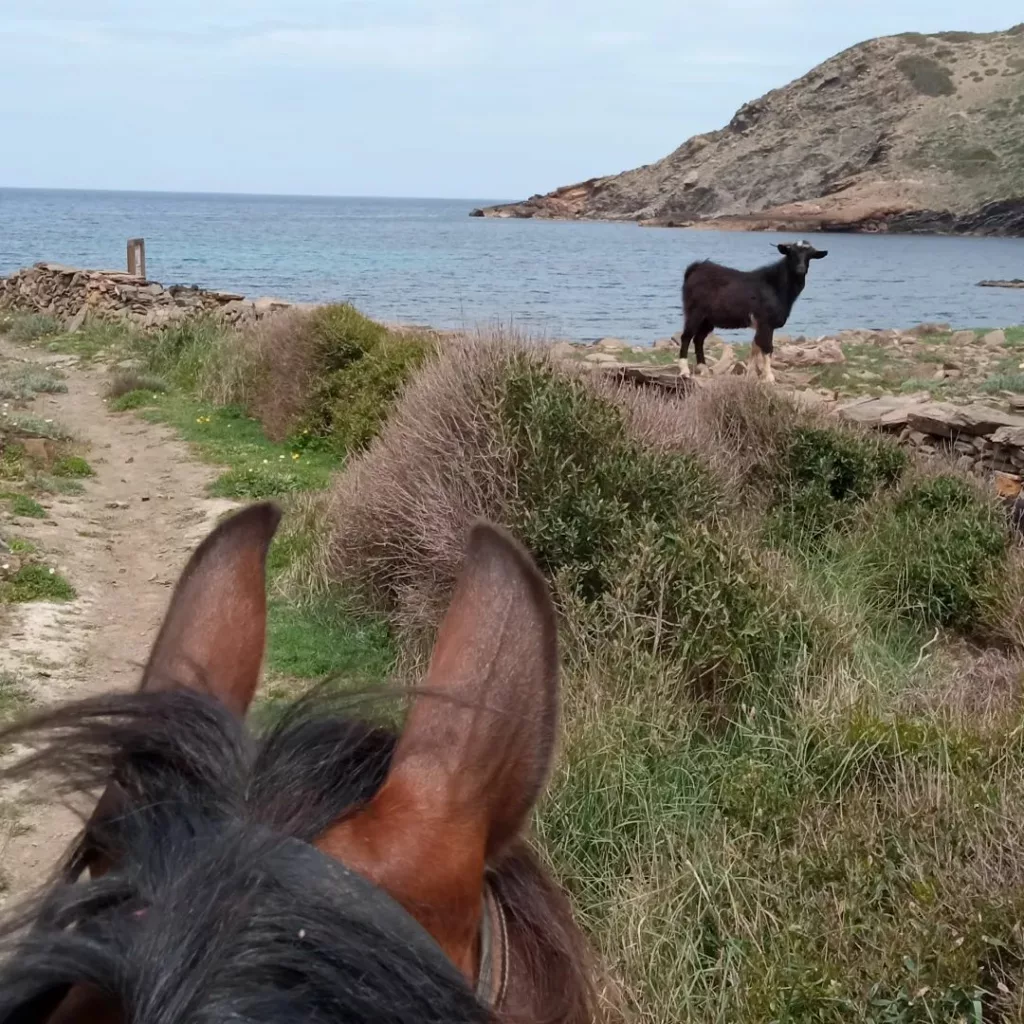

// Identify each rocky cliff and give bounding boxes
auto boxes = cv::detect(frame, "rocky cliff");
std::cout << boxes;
[474,25,1024,235]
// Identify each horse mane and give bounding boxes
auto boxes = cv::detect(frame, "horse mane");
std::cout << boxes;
[0,688,597,1023]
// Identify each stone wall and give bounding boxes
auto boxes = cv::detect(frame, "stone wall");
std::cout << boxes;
[838,393,1024,498]
[0,263,295,331]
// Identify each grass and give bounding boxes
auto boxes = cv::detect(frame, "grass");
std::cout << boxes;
[0,413,72,442]
[0,492,46,519]
[0,563,75,603]
[0,313,60,344]
[13,300,1024,1021]
[51,455,93,479]
[980,372,1024,394]
[139,395,337,500]
[0,672,31,724]
[0,364,67,400]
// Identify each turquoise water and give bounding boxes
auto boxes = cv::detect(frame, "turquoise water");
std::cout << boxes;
[1,188,1021,343]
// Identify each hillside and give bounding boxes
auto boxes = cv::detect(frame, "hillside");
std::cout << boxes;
[474,25,1024,235]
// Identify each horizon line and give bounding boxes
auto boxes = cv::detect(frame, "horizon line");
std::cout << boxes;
[0,184,511,205]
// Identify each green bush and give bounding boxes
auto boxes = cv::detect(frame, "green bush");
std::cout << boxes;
[772,427,908,545]
[857,476,1007,629]
[299,305,434,454]
[497,361,824,705]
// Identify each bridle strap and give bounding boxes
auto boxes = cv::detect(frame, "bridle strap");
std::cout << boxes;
[475,882,509,1010]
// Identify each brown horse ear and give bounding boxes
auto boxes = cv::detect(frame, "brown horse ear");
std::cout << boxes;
[140,502,281,714]
[314,522,559,976]
[81,503,280,881]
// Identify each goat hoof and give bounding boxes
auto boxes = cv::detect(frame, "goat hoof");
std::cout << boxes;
[694,363,710,378]
[677,359,692,379]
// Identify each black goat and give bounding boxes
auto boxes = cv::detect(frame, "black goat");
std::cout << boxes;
[678,241,828,382]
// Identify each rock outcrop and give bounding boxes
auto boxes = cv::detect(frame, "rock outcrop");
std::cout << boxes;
[0,264,295,331]
[475,25,1024,236]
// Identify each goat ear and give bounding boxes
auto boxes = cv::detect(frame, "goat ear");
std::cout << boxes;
[811,249,829,259]
[139,502,281,714]
[776,243,790,255]
[314,521,559,978]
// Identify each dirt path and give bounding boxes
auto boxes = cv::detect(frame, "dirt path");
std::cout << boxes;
[0,338,237,902]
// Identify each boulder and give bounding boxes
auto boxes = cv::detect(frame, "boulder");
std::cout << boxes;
[652,338,677,351]
[550,342,577,360]
[595,337,630,353]
[949,330,977,346]
[837,394,926,430]
[710,345,736,377]
[994,472,1023,499]
[907,402,1024,439]
[773,338,845,367]
[983,329,1007,349]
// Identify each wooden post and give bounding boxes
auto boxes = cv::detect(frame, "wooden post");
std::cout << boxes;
[127,238,146,279]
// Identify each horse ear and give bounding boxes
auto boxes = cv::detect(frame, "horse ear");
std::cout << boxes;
[140,502,281,715]
[314,522,559,976]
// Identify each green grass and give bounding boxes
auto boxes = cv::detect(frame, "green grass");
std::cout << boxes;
[139,395,337,499]
[51,455,94,478]
[109,389,164,411]
[265,597,395,683]
[981,372,1024,394]
[5,537,37,555]
[0,672,31,724]
[0,563,75,602]
[1,492,46,519]
[40,319,136,361]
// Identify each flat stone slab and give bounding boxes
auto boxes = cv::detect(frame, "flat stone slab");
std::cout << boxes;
[907,402,1024,438]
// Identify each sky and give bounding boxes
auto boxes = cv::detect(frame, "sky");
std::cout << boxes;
[0,2,1020,199]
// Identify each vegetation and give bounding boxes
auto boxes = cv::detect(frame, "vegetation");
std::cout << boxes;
[7,303,1024,1022]
[0,563,75,603]
[326,335,1024,1022]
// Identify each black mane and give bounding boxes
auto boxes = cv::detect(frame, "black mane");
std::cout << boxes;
[0,690,490,1023]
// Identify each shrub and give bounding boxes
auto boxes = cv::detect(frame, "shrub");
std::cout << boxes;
[772,427,908,545]
[898,55,955,96]
[298,307,435,454]
[330,337,831,707]
[856,475,1007,629]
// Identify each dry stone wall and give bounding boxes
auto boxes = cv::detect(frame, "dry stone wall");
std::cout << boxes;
[0,263,295,331]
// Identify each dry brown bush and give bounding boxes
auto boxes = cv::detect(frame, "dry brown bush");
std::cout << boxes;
[326,330,535,636]
[605,375,823,496]
[201,308,319,439]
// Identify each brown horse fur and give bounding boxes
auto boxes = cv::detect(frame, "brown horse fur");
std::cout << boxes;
[0,503,599,1024]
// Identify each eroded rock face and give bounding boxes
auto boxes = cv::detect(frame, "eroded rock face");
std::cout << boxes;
[475,26,1024,236]
[0,264,294,330]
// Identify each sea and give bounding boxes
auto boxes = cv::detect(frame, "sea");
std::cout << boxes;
[1,188,1021,344]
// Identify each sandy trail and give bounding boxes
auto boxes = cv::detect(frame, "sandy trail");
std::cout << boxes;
[0,338,237,903]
